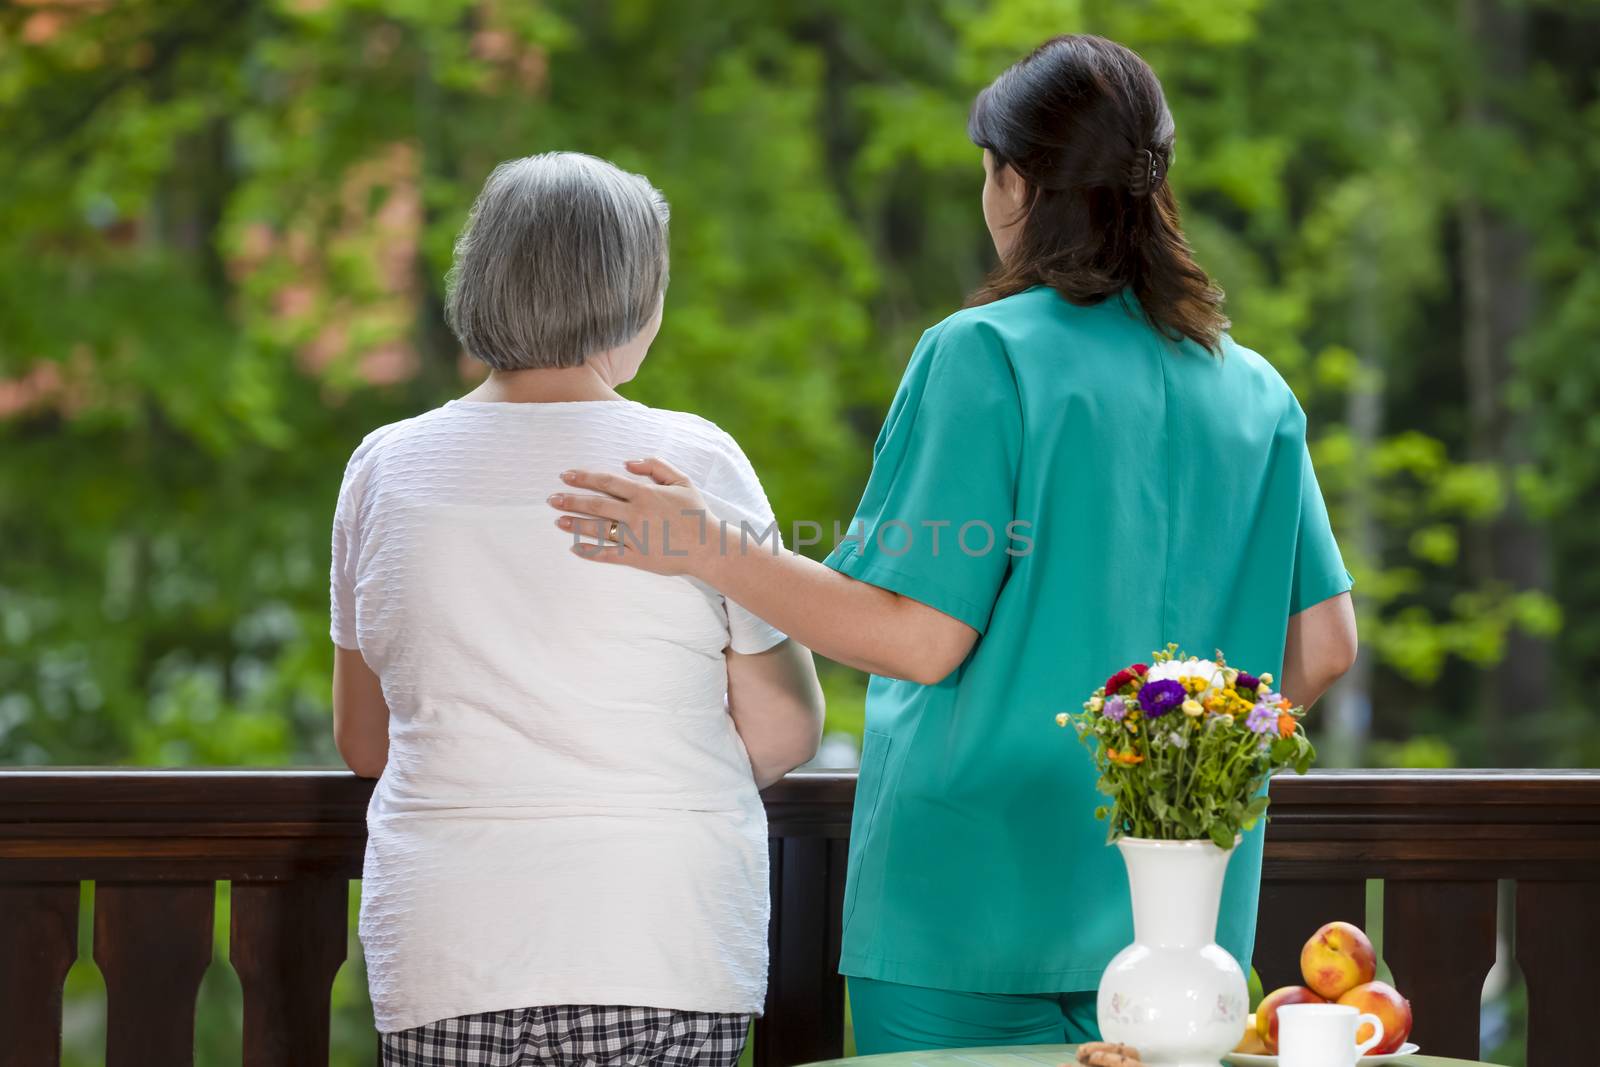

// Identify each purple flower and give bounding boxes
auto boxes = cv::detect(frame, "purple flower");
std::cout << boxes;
[1236,672,1260,692]
[1104,695,1129,721]
[1139,679,1186,718]
[1246,703,1278,734]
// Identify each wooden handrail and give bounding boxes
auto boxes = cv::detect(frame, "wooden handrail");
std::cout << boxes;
[2,769,1598,1066]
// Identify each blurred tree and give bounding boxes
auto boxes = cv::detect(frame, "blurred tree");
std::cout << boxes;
[2,0,1597,776]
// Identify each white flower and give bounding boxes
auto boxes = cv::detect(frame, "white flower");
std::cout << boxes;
[1148,656,1226,700]
[1168,732,1189,750]
[1146,657,1224,687]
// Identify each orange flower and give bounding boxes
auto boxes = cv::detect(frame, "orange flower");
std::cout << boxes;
[1277,713,1296,738]
[1108,747,1145,766]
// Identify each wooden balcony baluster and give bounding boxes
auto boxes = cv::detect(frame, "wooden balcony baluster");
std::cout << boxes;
[0,882,79,1067]
[93,882,215,1067]
[231,878,350,1067]
[1515,878,1600,1065]
[1383,880,1499,1061]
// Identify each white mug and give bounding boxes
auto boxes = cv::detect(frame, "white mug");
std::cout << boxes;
[1276,1002,1385,1067]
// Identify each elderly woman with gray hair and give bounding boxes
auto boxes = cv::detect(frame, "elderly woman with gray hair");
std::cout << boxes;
[329,152,824,1067]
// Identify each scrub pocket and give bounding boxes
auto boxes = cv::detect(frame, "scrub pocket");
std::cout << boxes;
[842,729,892,929]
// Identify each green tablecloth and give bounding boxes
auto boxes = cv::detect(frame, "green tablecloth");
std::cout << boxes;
[797,1045,1483,1067]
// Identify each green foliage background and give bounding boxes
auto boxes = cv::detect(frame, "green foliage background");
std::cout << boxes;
[3,1,1598,1063]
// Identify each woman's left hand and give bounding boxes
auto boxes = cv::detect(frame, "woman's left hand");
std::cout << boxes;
[549,458,719,577]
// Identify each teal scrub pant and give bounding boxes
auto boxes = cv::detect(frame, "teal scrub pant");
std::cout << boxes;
[849,977,1102,1055]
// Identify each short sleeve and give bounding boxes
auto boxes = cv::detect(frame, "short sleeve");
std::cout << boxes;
[329,452,364,650]
[1289,438,1353,615]
[702,432,788,655]
[822,316,1022,633]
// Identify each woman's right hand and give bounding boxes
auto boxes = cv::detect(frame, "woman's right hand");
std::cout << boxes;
[555,459,980,685]
[549,458,724,578]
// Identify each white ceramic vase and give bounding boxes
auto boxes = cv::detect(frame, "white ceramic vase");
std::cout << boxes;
[1097,837,1249,1067]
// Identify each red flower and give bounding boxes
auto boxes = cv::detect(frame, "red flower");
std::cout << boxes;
[1103,663,1149,696]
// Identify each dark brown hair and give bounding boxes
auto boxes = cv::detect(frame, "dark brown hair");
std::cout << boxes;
[967,35,1228,351]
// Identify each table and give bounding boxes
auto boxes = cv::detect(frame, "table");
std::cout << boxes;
[796,1045,1487,1067]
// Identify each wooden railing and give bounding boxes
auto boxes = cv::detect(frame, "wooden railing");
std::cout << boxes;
[2,770,1598,1067]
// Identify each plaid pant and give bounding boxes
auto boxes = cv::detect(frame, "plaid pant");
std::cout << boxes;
[381,1004,752,1067]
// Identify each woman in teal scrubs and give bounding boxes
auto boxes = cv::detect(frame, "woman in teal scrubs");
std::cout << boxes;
[549,34,1357,1053]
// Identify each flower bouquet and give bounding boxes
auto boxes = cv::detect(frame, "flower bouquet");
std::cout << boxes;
[1058,645,1315,848]
[1059,646,1317,1067]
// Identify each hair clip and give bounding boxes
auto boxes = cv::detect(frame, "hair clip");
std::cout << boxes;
[1131,148,1165,198]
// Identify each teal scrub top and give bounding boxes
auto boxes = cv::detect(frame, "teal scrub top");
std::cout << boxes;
[822,286,1351,994]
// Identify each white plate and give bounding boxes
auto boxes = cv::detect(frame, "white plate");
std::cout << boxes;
[1226,1043,1421,1066]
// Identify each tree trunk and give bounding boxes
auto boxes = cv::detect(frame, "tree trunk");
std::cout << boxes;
[150,114,233,297]
[1323,213,1384,768]
[1458,0,1546,761]
[411,25,466,394]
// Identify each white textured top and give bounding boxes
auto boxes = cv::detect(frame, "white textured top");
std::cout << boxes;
[330,398,784,1033]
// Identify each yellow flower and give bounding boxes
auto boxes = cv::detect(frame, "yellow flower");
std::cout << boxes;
[1260,672,1274,686]
[1055,712,1070,727]
[1182,698,1204,718]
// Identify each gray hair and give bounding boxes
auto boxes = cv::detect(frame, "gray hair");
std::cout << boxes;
[445,152,670,370]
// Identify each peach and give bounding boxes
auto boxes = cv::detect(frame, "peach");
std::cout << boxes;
[1255,986,1326,1053]
[1338,980,1413,1055]
[1300,921,1377,999]
[1234,1015,1270,1054]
